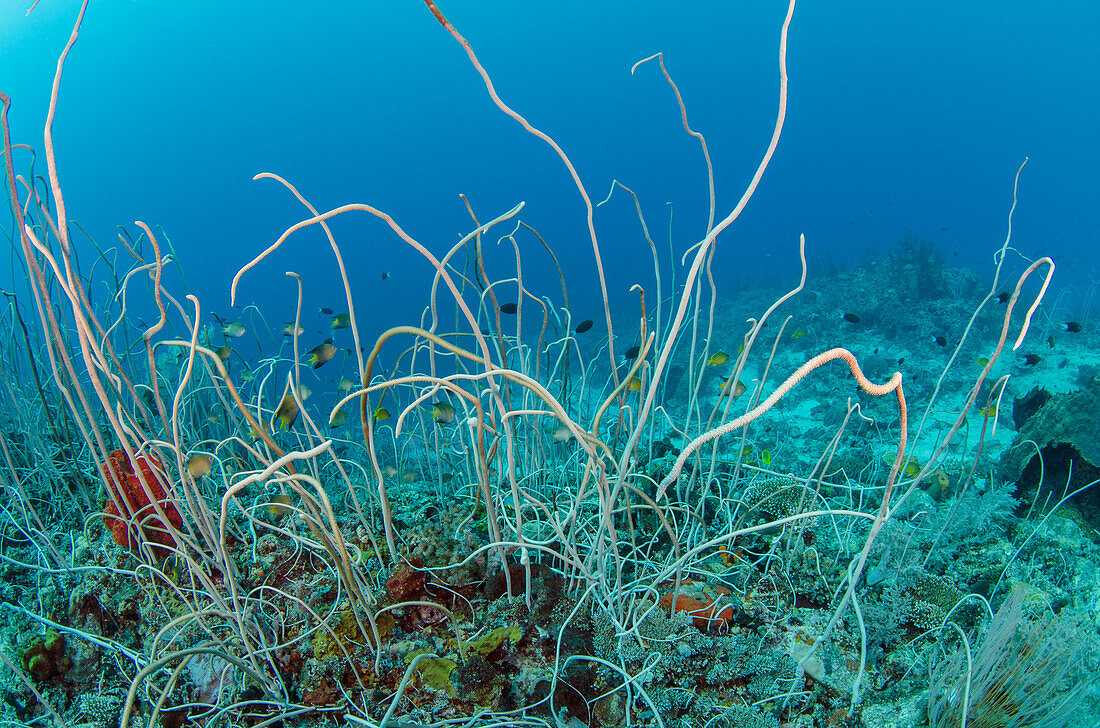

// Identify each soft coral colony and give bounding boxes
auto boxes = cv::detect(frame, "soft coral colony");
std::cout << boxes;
[0,1,1095,728]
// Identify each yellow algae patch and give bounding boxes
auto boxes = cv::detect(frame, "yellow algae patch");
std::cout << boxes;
[405,651,457,696]
[419,658,457,695]
[312,610,393,660]
[468,625,522,658]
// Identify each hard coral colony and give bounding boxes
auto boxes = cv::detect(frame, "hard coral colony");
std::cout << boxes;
[0,2,1096,728]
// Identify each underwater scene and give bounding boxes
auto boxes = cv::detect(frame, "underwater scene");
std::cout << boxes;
[1,1,1099,727]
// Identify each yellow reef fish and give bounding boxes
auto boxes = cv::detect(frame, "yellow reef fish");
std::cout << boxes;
[739,445,754,458]
[628,376,643,392]
[552,425,573,443]
[374,407,390,421]
[975,356,990,366]
[979,403,997,418]
[329,409,349,428]
[719,378,747,398]
[401,471,417,482]
[330,313,352,329]
[761,450,772,467]
[902,458,922,478]
[215,345,231,362]
[930,469,951,499]
[268,494,293,518]
[223,321,246,338]
[161,554,183,584]
[792,328,807,339]
[249,420,271,441]
[707,351,730,367]
[282,322,305,337]
[338,377,356,392]
[274,393,300,430]
[432,401,456,424]
[307,342,337,369]
[186,453,213,479]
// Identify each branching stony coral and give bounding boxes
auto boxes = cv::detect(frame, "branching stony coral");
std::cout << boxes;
[75,694,120,728]
[713,703,782,728]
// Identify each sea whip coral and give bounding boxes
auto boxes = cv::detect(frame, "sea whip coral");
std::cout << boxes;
[100,449,182,552]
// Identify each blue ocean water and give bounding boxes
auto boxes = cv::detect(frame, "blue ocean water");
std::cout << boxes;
[3,1,1097,323]
[2,2,1099,727]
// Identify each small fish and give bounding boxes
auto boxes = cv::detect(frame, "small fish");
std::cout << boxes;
[719,378,747,398]
[249,420,271,441]
[330,313,352,329]
[628,376,643,392]
[843,313,861,324]
[186,453,213,479]
[760,450,772,467]
[1046,335,1055,349]
[432,401,456,424]
[791,328,807,339]
[739,445,753,458]
[975,356,990,366]
[374,407,390,421]
[931,469,951,498]
[979,403,997,418]
[139,388,158,411]
[223,321,246,338]
[1021,353,1041,367]
[575,319,594,334]
[297,386,312,401]
[159,553,183,584]
[897,357,906,366]
[707,351,730,367]
[499,303,519,314]
[318,307,334,315]
[381,271,391,281]
[282,322,305,337]
[222,456,244,477]
[268,494,293,518]
[932,335,947,347]
[274,393,300,430]
[903,460,921,478]
[338,377,356,392]
[1065,321,1082,333]
[551,425,573,443]
[215,345,231,362]
[624,345,641,360]
[995,292,1010,304]
[329,409,349,428]
[307,342,338,369]
[382,466,399,478]
[205,412,223,425]
[401,471,417,483]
